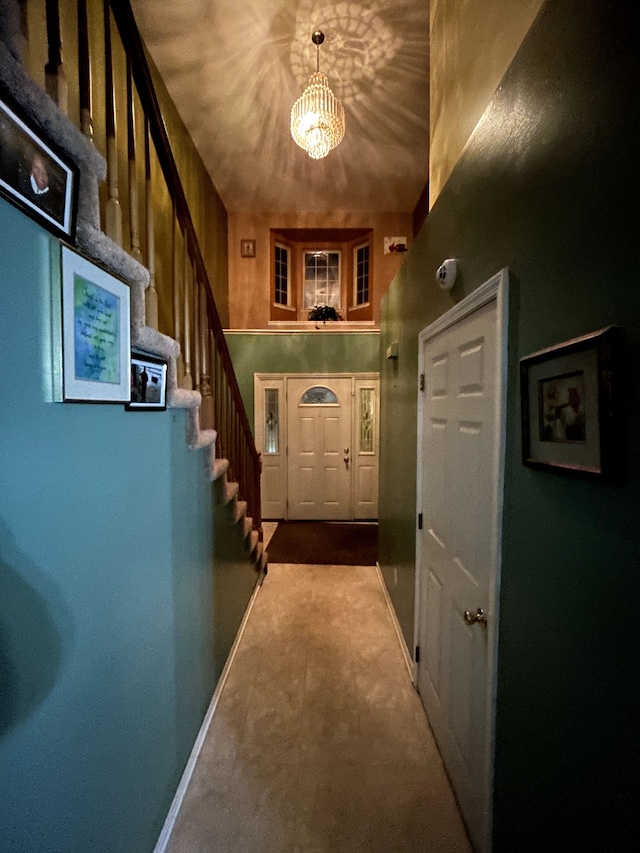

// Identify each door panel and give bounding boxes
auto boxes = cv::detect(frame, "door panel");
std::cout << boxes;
[287,377,352,520]
[356,465,377,506]
[417,297,500,853]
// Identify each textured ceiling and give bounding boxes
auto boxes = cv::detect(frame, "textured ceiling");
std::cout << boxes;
[130,0,430,214]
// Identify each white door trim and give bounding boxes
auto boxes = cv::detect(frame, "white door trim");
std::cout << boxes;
[413,268,509,852]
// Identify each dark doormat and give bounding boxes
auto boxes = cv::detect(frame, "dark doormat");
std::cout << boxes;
[267,521,378,566]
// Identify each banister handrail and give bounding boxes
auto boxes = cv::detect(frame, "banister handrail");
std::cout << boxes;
[12,0,262,533]
[109,0,261,521]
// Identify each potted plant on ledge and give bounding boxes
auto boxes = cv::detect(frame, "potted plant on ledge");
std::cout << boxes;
[308,305,344,327]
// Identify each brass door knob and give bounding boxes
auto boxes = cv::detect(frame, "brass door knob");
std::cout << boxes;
[463,608,487,627]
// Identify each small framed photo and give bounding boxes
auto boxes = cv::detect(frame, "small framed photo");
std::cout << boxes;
[61,246,131,402]
[126,352,167,411]
[0,90,78,241]
[384,236,407,254]
[240,239,255,258]
[520,326,619,479]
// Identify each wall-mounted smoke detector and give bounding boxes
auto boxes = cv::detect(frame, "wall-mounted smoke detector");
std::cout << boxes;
[436,258,457,290]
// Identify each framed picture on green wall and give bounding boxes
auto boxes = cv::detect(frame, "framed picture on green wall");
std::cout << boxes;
[61,247,131,402]
[520,326,619,480]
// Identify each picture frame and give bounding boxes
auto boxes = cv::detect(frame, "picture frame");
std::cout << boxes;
[126,352,168,411]
[384,236,407,255]
[520,326,619,480]
[0,90,78,242]
[240,238,256,258]
[61,246,131,402]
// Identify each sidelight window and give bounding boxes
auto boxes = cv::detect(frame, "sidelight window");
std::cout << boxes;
[264,388,280,453]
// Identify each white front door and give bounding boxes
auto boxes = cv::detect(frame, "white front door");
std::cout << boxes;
[415,271,507,853]
[287,377,353,520]
[254,373,380,521]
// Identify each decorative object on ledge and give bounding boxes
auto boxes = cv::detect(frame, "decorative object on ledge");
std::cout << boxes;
[240,238,255,258]
[60,246,131,402]
[520,326,620,480]
[0,91,78,242]
[126,352,167,411]
[308,304,344,326]
[384,237,407,255]
[291,31,345,160]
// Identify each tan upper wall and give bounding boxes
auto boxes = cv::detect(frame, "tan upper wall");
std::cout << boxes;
[228,212,412,330]
[429,0,544,207]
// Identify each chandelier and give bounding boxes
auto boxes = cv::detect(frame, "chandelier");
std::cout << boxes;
[290,31,345,160]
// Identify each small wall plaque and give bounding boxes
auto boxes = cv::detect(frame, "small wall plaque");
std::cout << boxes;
[384,236,407,255]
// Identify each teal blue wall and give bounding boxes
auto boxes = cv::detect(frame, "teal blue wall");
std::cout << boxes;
[379,0,638,848]
[225,331,380,429]
[0,199,256,851]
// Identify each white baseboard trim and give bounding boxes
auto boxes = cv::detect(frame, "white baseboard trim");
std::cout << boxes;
[153,578,264,853]
[375,562,414,681]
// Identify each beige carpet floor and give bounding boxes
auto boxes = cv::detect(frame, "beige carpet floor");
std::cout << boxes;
[166,562,472,853]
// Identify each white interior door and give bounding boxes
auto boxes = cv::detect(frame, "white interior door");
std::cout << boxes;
[415,271,507,853]
[287,377,353,520]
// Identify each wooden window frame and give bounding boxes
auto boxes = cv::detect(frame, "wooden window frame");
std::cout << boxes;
[270,229,373,322]
[353,241,371,309]
[274,242,291,307]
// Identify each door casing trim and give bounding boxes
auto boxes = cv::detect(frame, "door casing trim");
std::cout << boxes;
[414,268,509,853]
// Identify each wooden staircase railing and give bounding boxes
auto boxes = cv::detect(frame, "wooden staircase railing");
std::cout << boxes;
[17,0,262,537]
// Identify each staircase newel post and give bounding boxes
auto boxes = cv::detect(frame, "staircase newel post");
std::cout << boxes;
[77,0,93,140]
[200,288,214,430]
[144,116,158,329]
[180,234,193,390]
[193,271,201,393]
[44,0,68,113]
[126,54,143,262]
[172,204,184,380]
[103,0,122,244]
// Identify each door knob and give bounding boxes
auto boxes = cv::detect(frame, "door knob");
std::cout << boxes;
[463,608,487,627]
[343,447,349,454]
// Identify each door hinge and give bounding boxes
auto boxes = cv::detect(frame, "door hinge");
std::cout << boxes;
[419,373,425,392]
[415,645,420,663]
[418,512,423,530]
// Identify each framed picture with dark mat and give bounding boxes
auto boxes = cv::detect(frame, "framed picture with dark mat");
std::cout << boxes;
[0,90,79,242]
[126,352,168,411]
[520,326,620,479]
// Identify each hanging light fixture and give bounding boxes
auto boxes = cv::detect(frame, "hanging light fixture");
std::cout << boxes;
[291,30,345,160]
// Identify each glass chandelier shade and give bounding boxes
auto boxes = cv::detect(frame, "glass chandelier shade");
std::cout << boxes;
[291,33,345,160]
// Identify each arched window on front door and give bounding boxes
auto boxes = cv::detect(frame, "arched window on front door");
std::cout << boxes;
[300,386,339,405]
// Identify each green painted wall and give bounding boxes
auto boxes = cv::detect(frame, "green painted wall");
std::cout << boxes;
[0,199,257,852]
[379,0,638,848]
[225,332,380,429]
